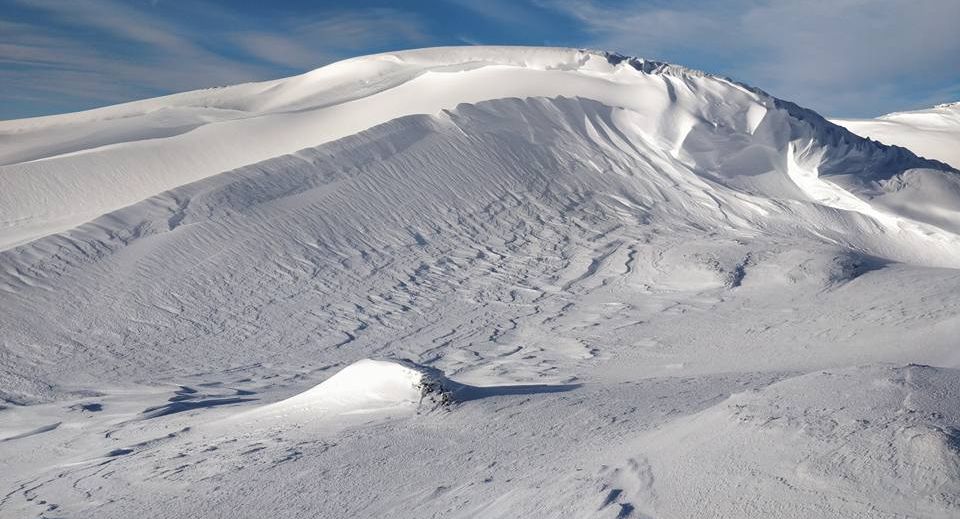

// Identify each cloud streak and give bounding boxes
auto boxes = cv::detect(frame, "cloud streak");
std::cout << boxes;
[1,0,956,119]
[0,0,428,119]
[230,8,428,69]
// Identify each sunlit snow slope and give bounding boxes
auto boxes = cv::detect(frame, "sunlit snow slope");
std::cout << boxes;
[834,102,960,169]
[1,47,958,250]
[2,47,960,519]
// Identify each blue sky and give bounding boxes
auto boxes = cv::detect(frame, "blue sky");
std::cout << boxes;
[2,0,958,120]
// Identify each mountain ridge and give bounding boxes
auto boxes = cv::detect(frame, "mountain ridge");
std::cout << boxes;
[2,46,956,253]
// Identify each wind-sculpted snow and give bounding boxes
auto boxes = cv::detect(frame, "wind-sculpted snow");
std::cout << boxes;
[609,364,960,518]
[1,47,960,518]
[232,358,577,426]
[239,359,455,420]
[0,46,956,249]
[3,94,959,399]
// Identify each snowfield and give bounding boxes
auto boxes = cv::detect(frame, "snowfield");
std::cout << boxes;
[1,46,959,518]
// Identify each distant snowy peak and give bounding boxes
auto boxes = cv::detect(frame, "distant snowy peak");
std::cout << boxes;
[877,100,960,125]
[832,100,960,169]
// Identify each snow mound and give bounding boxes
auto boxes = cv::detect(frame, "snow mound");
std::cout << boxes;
[245,359,457,420]
[232,357,577,427]
[619,364,960,518]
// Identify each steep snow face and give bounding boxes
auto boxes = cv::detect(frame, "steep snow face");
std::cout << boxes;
[1,46,955,250]
[833,102,960,169]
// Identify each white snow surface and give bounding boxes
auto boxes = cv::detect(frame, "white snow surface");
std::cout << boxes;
[238,359,445,420]
[1,46,960,518]
[833,102,960,169]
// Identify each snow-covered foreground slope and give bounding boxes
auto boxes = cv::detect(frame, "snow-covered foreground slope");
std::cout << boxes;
[1,47,960,518]
[833,102,960,169]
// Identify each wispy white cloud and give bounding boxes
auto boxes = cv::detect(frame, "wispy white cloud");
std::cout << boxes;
[0,1,428,118]
[230,8,428,69]
[540,0,960,116]
[445,0,545,28]
[293,8,428,49]
[230,33,322,69]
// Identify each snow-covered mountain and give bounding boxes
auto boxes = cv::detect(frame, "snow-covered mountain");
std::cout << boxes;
[1,47,959,518]
[833,101,960,169]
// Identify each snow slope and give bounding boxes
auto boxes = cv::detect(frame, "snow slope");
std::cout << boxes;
[1,47,957,250]
[833,102,960,169]
[1,46,959,518]
[595,364,960,517]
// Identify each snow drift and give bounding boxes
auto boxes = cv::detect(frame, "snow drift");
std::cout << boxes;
[237,358,576,426]
[242,359,456,421]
